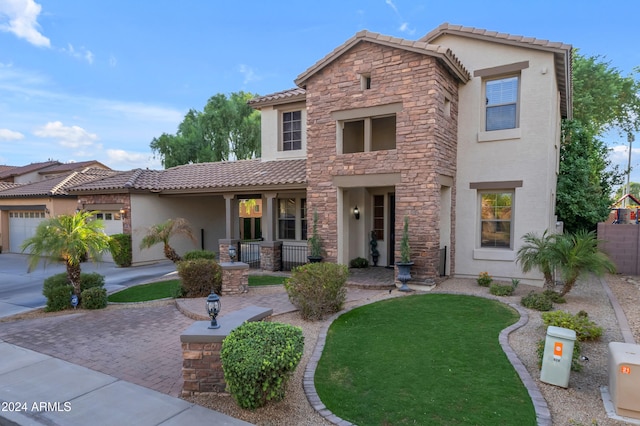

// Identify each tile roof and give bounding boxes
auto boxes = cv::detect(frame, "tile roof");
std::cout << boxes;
[248,88,306,108]
[0,168,118,198]
[0,161,59,180]
[38,160,110,175]
[68,159,307,194]
[294,30,471,87]
[0,182,19,191]
[421,23,572,119]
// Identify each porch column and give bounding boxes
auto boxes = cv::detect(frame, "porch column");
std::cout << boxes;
[261,192,280,271]
[223,194,239,240]
[262,192,277,242]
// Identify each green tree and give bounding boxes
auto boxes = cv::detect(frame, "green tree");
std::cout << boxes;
[150,92,261,168]
[556,51,639,232]
[140,218,196,263]
[21,211,112,300]
[516,231,557,290]
[614,182,640,201]
[551,230,616,296]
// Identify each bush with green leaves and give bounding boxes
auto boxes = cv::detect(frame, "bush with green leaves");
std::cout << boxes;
[109,233,132,267]
[490,283,514,296]
[541,310,603,341]
[537,338,583,372]
[81,287,108,309]
[221,321,304,409]
[542,290,566,304]
[183,250,217,260]
[42,272,106,312]
[176,258,222,297]
[520,291,554,311]
[285,262,348,320]
[477,271,492,287]
[349,257,369,268]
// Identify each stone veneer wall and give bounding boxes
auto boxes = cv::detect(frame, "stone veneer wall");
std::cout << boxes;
[182,341,224,395]
[260,241,282,272]
[77,194,131,234]
[220,262,249,295]
[304,41,459,281]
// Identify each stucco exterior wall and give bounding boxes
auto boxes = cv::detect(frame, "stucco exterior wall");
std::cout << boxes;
[260,102,307,162]
[130,194,226,264]
[434,34,562,284]
[304,41,459,281]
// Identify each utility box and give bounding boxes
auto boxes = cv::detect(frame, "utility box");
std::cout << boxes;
[540,326,576,388]
[608,342,640,419]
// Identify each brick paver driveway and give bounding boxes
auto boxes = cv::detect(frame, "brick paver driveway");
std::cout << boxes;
[0,302,191,397]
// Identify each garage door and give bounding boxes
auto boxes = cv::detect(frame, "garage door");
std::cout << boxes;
[9,211,46,253]
[95,212,124,262]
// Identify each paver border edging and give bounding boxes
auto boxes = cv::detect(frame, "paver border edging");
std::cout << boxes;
[302,292,551,426]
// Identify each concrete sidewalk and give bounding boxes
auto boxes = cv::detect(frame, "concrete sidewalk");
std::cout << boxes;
[0,341,252,426]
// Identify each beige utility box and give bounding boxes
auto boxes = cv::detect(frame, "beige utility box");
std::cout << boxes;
[608,342,640,419]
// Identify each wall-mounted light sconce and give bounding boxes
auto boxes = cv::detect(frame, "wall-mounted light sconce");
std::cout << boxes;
[354,205,360,220]
[119,208,127,218]
[44,208,50,215]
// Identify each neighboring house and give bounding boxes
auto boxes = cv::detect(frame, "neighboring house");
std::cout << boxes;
[0,167,115,253]
[71,23,571,285]
[0,160,110,184]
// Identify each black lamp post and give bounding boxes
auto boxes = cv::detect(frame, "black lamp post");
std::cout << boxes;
[229,244,237,263]
[206,292,221,329]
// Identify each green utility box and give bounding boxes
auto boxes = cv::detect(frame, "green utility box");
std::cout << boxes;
[540,326,576,388]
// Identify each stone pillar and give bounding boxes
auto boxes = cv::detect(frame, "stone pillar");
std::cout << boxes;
[260,241,282,272]
[181,340,225,395]
[220,261,249,295]
[218,239,239,263]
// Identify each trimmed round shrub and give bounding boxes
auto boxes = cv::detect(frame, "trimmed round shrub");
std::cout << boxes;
[80,272,105,291]
[42,272,105,312]
[541,310,603,341]
[221,321,304,409]
[176,258,222,297]
[109,233,132,267]
[542,289,566,304]
[349,257,369,268]
[489,283,515,296]
[81,287,108,309]
[520,291,553,311]
[43,283,73,312]
[285,262,348,320]
[477,272,492,287]
[183,250,217,261]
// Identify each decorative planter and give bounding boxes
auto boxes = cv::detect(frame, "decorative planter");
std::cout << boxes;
[396,262,414,292]
[371,255,379,267]
[307,255,323,263]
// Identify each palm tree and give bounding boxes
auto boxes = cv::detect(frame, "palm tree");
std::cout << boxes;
[516,231,557,290]
[140,217,196,263]
[551,230,616,296]
[21,211,112,299]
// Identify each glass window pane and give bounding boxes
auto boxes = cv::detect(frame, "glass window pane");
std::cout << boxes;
[486,105,517,131]
[486,77,518,105]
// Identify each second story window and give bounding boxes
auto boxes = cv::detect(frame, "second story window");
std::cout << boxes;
[282,111,302,151]
[485,76,519,131]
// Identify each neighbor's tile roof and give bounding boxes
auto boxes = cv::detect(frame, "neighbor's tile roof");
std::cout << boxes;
[294,30,471,87]
[0,182,19,191]
[248,88,306,108]
[38,160,110,175]
[0,168,118,198]
[0,161,59,180]
[69,159,307,194]
[421,23,572,119]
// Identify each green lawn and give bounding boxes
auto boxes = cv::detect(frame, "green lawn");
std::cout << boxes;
[314,294,536,425]
[248,275,287,286]
[107,279,181,303]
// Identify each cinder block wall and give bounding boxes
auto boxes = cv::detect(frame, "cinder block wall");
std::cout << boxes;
[597,223,640,275]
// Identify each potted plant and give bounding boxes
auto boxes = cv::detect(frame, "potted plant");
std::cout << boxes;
[307,210,323,263]
[396,216,413,291]
[370,230,380,266]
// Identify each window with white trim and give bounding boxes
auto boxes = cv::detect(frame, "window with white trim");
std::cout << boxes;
[480,191,513,248]
[282,111,302,151]
[485,76,519,131]
[277,197,307,240]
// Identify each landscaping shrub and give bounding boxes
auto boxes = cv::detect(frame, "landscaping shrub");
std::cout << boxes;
[81,287,108,309]
[221,321,304,409]
[520,291,553,311]
[183,250,217,261]
[176,258,222,297]
[42,272,105,312]
[541,310,603,341]
[537,338,583,372]
[109,233,132,267]
[285,262,348,320]
[477,271,492,287]
[489,283,515,296]
[542,289,566,304]
[349,257,369,268]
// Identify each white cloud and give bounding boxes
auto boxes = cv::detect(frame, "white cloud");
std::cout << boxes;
[61,43,94,64]
[109,55,117,68]
[238,64,261,85]
[33,121,98,148]
[0,0,50,47]
[384,0,415,35]
[97,100,184,123]
[0,128,24,140]
[106,149,161,168]
[385,0,399,14]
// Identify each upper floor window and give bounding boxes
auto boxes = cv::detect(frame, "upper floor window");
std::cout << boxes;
[485,76,519,131]
[333,103,402,154]
[282,111,302,151]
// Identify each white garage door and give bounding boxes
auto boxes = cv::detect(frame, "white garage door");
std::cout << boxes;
[9,211,46,253]
[95,212,124,262]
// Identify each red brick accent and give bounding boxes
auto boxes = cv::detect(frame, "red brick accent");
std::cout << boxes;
[304,41,459,282]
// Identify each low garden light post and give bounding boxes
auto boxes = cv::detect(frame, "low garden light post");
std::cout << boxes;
[228,244,237,263]
[206,292,221,329]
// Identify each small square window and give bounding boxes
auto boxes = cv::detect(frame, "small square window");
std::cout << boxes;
[361,74,371,90]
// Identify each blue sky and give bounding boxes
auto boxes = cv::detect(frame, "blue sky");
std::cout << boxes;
[1,0,639,185]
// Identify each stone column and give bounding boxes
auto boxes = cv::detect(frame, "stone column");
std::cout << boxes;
[220,261,249,295]
[260,241,283,272]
